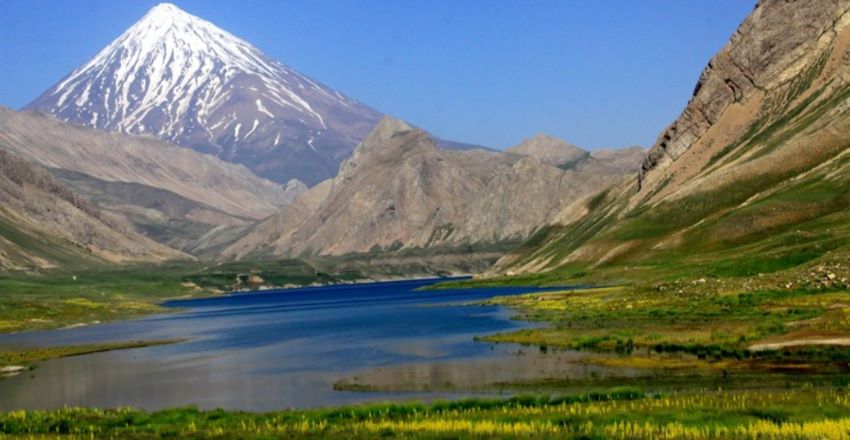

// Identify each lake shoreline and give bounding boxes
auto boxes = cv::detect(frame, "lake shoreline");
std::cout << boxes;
[0,339,185,377]
[3,275,850,438]
[0,279,561,411]
[0,274,478,335]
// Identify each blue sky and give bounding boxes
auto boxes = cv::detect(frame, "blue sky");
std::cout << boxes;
[0,1,753,150]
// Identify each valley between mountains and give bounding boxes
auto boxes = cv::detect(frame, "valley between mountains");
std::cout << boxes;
[0,2,644,330]
[6,0,850,437]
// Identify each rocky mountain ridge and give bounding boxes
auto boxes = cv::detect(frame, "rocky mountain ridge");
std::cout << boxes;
[220,116,645,260]
[0,149,184,270]
[638,0,850,198]
[0,107,303,254]
[498,0,850,277]
[505,133,588,168]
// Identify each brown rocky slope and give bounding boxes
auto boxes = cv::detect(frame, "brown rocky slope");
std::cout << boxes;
[0,149,184,271]
[0,107,304,254]
[497,0,850,278]
[220,117,644,260]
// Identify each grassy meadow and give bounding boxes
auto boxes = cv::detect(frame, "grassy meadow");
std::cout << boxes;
[0,340,181,369]
[3,223,850,438]
[4,389,850,439]
[481,284,850,367]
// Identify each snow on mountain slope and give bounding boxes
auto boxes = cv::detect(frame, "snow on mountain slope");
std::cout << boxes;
[27,3,382,185]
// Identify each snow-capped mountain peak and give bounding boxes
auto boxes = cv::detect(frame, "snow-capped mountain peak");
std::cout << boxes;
[28,3,382,185]
[87,2,288,88]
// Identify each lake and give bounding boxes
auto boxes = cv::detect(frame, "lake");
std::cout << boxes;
[0,278,584,411]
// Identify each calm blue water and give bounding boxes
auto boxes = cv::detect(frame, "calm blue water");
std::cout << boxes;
[0,278,566,410]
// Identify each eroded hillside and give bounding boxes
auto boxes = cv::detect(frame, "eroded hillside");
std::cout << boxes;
[499,0,850,282]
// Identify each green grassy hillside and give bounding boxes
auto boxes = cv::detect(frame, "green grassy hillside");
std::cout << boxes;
[498,16,850,290]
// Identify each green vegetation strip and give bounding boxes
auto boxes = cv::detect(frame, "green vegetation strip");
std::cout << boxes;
[0,340,184,370]
[0,260,345,333]
[480,285,850,368]
[0,250,496,334]
[4,389,850,438]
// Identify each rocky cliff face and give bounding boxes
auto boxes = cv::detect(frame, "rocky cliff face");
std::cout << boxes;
[220,117,644,259]
[500,0,850,275]
[638,0,850,195]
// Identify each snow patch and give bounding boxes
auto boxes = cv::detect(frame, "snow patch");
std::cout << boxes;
[244,119,259,138]
[255,99,275,118]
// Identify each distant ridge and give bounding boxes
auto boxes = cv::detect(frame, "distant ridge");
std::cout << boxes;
[0,148,185,270]
[220,116,645,259]
[0,106,304,254]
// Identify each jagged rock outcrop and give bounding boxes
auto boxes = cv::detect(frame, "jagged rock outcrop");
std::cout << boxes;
[639,0,850,195]
[499,0,850,275]
[220,116,644,259]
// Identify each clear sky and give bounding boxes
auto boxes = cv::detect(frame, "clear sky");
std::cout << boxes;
[0,1,754,150]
